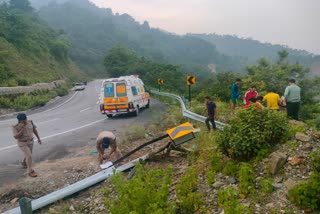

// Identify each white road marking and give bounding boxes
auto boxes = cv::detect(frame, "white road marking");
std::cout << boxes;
[0,91,78,123]
[80,107,91,113]
[0,118,107,152]
[37,118,59,125]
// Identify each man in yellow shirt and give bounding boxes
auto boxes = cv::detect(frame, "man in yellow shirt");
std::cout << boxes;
[263,89,280,110]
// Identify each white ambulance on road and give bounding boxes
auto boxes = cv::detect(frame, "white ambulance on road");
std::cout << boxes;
[99,75,150,118]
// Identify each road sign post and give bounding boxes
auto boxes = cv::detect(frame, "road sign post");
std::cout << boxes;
[158,79,164,92]
[186,75,196,107]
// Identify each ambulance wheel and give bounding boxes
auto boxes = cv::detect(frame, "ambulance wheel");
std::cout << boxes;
[133,106,139,116]
[146,100,150,109]
[106,114,113,118]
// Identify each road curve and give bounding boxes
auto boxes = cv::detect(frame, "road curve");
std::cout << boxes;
[0,80,166,185]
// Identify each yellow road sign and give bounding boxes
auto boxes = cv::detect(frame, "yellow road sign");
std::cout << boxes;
[187,75,196,85]
[166,122,195,140]
[158,79,164,85]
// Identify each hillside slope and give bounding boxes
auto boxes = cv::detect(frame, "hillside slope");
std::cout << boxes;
[0,1,84,86]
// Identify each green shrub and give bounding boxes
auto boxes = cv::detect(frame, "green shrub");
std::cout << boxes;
[261,178,274,195]
[105,163,175,214]
[218,187,252,214]
[310,150,320,173]
[315,116,320,130]
[54,84,69,96]
[289,173,320,211]
[175,167,203,213]
[16,78,29,86]
[238,163,255,196]
[206,170,216,185]
[222,161,239,177]
[217,107,288,160]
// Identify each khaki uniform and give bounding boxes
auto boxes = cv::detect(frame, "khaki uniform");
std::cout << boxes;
[96,131,116,148]
[96,131,120,162]
[12,121,36,173]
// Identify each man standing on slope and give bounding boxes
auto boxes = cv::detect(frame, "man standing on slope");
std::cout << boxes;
[204,96,217,132]
[231,78,242,111]
[12,113,42,177]
[244,86,258,105]
[284,79,301,120]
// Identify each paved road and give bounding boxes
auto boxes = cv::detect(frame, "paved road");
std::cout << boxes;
[0,80,165,185]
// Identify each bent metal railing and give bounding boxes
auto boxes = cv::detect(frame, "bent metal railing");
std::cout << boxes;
[151,90,227,129]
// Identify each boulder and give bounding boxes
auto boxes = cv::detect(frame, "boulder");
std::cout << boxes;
[289,155,306,166]
[302,143,313,151]
[284,178,297,191]
[295,132,311,142]
[269,152,287,175]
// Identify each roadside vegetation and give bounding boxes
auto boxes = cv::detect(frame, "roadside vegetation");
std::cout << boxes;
[0,84,69,111]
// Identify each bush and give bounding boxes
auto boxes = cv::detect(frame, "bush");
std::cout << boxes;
[218,187,252,214]
[175,167,203,213]
[315,116,320,130]
[289,173,320,211]
[217,107,288,160]
[222,161,239,177]
[238,163,255,197]
[54,84,69,96]
[105,163,174,214]
[261,178,274,195]
[310,150,320,173]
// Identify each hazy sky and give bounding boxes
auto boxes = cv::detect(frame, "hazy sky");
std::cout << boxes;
[90,0,320,54]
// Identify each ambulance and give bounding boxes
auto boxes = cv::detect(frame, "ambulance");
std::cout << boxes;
[99,75,150,117]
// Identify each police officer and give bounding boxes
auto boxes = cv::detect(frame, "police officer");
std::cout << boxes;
[12,113,42,177]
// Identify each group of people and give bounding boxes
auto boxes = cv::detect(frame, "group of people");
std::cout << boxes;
[204,78,301,131]
[231,78,301,120]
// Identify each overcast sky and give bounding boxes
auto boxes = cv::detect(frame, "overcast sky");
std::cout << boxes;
[90,0,320,54]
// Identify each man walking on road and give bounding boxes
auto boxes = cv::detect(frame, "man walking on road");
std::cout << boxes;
[96,131,119,164]
[204,96,217,131]
[284,79,301,120]
[12,113,42,177]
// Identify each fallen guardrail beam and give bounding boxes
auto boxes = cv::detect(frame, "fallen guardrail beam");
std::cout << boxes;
[4,155,148,214]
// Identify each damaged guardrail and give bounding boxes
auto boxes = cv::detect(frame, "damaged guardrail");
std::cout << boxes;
[151,90,226,129]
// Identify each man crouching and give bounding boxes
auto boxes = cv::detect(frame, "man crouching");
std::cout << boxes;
[96,131,118,164]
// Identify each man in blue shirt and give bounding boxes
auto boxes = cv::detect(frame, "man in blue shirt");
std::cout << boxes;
[204,96,217,131]
[231,78,242,111]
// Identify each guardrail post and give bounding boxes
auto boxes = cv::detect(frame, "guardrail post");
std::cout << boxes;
[19,197,32,214]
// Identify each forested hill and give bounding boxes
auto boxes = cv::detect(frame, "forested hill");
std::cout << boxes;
[30,0,247,75]
[189,33,320,67]
[0,0,84,87]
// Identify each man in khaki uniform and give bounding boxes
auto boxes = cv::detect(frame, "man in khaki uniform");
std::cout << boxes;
[96,131,119,164]
[12,113,42,177]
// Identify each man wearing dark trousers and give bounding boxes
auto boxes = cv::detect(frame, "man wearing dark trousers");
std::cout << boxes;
[204,96,217,131]
[284,79,301,120]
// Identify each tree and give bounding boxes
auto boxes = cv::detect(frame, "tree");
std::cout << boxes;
[278,49,289,64]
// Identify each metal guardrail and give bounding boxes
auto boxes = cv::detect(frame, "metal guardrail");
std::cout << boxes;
[4,156,148,214]
[151,90,227,129]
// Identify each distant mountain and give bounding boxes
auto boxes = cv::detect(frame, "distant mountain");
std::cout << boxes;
[29,0,247,75]
[189,33,320,67]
